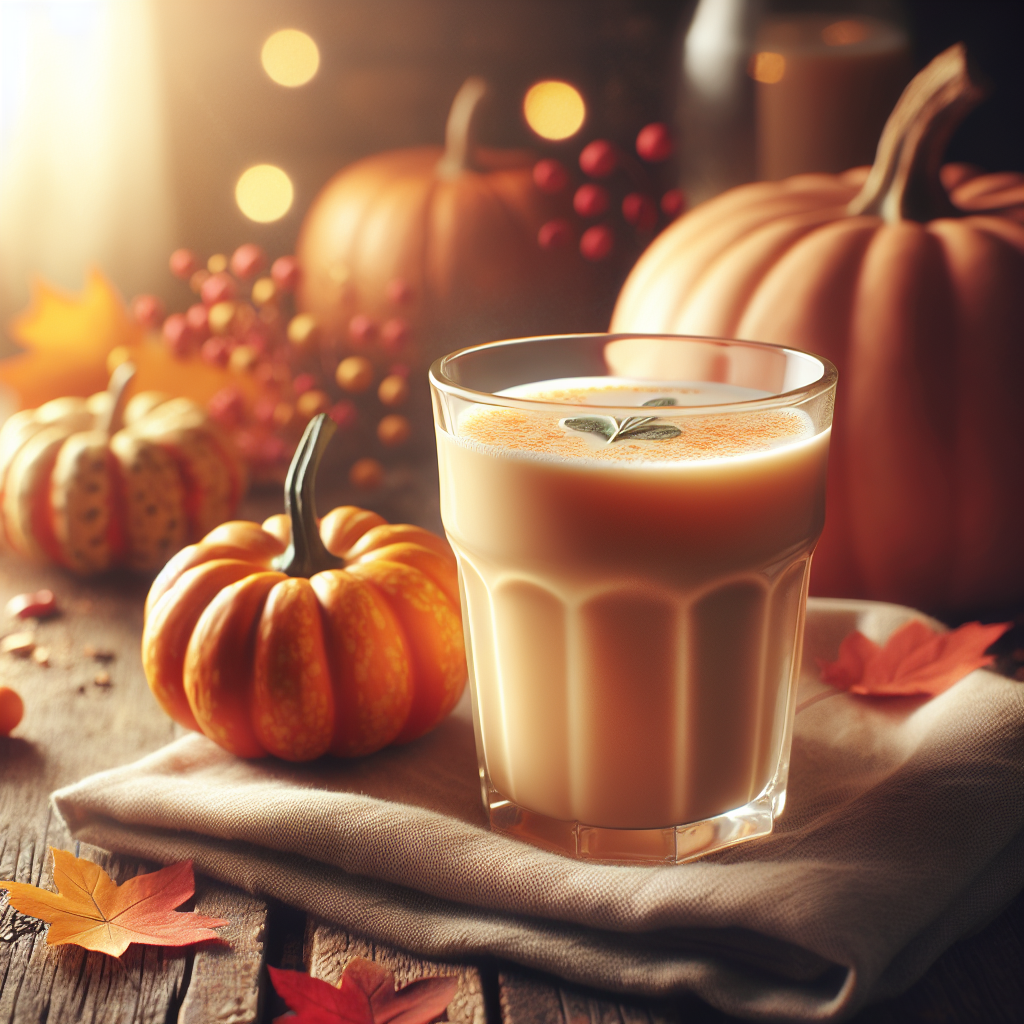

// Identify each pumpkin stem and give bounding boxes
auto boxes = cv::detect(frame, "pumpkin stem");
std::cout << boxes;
[847,44,988,223]
[100,360,137,436]
[437,76,488,179]
[273,413,343,578]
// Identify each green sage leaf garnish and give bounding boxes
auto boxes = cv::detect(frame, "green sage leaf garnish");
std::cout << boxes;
[562,397,681,444]
[560,415,617,439]
[615,424,681,440]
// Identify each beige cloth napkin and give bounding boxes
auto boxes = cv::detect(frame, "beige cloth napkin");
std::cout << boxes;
[53,598,1024,1022]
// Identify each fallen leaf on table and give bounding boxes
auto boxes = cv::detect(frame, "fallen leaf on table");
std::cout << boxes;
[269,958,458,1024]
[818,619,1010,697]
[0,848,228,957]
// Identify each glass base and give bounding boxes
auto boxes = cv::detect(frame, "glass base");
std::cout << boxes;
[486,782,781,864]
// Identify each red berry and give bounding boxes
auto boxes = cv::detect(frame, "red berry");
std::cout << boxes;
[241,327,268,355]
[200,337,230,366]
[532,159,569,194]
[131,294,165,330]
[162,313,194,357]
[348,314,376,348]
[580,225,614,261]
[201,272,236,307]
[381,318,410,353]
[328,400,358,429]
[621,192,658,231]
[538,219,572,250]
[573,183,609,218]
[230,243,266,279]
[292,372,316,395]
[169,248,198,280]
[207,386,245,427]
[661,188,686,219]
[386,278,413,305]
[254,396,277,424]
[186,303,210,338]
[271,255,300,291]
[579,140,617,178]
[5,589,58,619]
[636,122,672,162]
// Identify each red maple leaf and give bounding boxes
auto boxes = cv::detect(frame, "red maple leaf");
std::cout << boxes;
[818,619,1010,697]
[0,848,228,957]
[269,958,458,1024]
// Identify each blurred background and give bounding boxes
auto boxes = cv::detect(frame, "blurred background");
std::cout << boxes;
[1,0,1020,336]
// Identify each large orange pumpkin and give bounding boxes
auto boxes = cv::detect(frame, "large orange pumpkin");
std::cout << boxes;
[296,77,607,371]
[142,414,466,761]
[0,362,246,573]
[611,45,1024,612]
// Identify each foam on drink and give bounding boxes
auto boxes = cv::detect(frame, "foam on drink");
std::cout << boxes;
[437,376,829,831]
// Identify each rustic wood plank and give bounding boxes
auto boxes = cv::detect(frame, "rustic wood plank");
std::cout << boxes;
[498,969,683,1024]
[304,918,487,1024]
[0,551,268,1024]
[177,881,268,1024]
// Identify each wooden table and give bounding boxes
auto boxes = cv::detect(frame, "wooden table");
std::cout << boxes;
[1,470,1021,1024]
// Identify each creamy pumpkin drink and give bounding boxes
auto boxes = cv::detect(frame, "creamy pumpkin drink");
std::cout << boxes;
[430,335,835,862]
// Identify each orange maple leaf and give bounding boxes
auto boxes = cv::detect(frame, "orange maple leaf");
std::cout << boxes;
[0,848,228,957]
[1,269,143,410]
[818,619,1010,697]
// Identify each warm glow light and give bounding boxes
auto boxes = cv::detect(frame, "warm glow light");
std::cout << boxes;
[750,51,786,84]
[821,19,870,47]
[235,165,294,222]
[523,81,586,141]
[261,29,320,87]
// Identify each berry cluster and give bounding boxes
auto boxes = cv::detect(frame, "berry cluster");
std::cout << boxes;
[131,244,413,489]
[533,122,685,262]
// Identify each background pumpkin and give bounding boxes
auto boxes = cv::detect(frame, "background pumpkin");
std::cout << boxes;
[611,45,1024,613]
[0,362,246,573]
[295,76,609,374]
[142,414,466,761]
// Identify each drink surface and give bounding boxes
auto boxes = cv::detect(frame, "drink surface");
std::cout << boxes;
[437,377,830,830]
[458,377,814,464]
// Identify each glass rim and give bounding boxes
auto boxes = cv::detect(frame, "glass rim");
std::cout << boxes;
[428,332,838,417]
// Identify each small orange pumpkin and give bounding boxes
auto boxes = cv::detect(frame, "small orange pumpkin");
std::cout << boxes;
[142,414,466,760]
[611,46,1024,611]
[0,362,246,573]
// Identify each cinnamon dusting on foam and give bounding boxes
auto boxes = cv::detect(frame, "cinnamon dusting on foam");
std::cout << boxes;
[458,382,813,463]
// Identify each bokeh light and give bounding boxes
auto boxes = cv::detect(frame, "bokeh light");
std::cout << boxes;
[750,52,786,84]
[235,165,294,222]
[821,20,870,47]
[523,81,586,141]
[261,29,320,87]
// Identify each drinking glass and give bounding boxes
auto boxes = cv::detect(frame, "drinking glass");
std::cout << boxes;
[430,333,836,863]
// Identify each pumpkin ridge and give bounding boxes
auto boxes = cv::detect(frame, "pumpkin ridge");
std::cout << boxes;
[930,219,1024,601]
[3,425,74,563]
[252,577,335,762]
[352,166,433,322]
[144,557,264,730]
[615,191,859,330]
[677,207,850,337]
[185,571,283,758]
[846,223,957,600]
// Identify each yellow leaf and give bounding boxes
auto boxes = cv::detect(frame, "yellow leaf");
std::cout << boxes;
[0,848,228,958]
[1,268,143,411]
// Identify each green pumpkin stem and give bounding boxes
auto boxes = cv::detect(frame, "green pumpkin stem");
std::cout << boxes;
[100,360,137,436]
[273,413,343,578]
[847,43,988,223]
[436,76,488,179]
